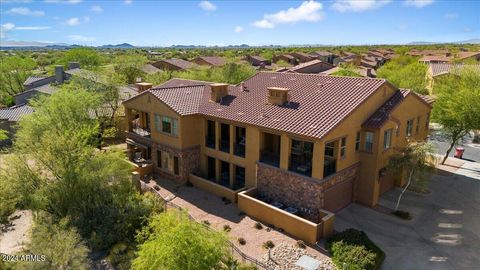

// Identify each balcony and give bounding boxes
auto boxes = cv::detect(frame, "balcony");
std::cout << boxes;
[205,136,215,149]
[132,127,151,138]
[260,150,280,167]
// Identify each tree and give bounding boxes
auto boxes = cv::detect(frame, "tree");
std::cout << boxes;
[432,68,480,164]
[0,129,7,141]
[0,56,37,106]
[387,141,436,211]
[377,55,428,94]
[60,47,103,70]
[15,212,90,270]
[132,211,230,270]
[113,53,148,84]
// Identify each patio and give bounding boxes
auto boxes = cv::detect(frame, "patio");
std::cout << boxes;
[141,174,333,265]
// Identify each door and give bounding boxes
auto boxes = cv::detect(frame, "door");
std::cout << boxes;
[323,178,353,213]
[379,171,395,195]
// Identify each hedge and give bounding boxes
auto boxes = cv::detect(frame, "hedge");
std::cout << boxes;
[326,229,385,270]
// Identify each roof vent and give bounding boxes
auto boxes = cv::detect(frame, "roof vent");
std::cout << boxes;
[210,83,229,103]
[135,82,153,93]
[267,87,290,106]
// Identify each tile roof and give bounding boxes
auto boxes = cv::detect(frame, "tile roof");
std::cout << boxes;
[313,51,335,57]
[146,72,387,139]
[429,63,480,77]
[281,59,335,73]
[141,64,161,74]
[194,56,226,66]
[456,51,480,60]
[23,76,48,85]
[419,55,452,63]
[158,59,196,70]
[0,104,34,122]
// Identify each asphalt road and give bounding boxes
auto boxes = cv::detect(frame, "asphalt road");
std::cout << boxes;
[428,129,480,162]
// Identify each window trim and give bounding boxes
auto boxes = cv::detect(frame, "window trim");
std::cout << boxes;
[355,132,361,152]
[406,119,414,137]
[383,129,392,150]
[340,137,347,159]
[155,114,179,137]
[364,131,374,153]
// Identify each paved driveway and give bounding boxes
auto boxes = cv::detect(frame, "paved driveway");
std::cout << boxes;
[335,160,480,270]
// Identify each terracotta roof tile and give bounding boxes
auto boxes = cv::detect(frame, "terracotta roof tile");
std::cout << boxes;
[362,90,409,129]
[429,63,480,77]
[0,104,34,122]
[194,56,226,66]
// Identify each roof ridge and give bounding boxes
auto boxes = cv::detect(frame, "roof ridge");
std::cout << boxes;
[150,84,206,91]
[257,71,386,81]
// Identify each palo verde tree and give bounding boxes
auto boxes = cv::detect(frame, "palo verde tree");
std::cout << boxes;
[132,211,230,270]
[60,47,103,70]
[432,67,480,164]
[377,55,429,94]
[387,141,437,211]
[113,52,148,84]
[0,56,37,106]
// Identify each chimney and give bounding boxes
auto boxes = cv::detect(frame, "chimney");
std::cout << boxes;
[209,83,229,102]
[135,82,153,93]
[267,87,290,106]
[68,62,80,70]
[55,65,64,84]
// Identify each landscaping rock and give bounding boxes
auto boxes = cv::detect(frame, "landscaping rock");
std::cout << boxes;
[261,243,335,270]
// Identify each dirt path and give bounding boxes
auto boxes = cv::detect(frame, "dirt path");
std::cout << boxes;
[0,210,33,254]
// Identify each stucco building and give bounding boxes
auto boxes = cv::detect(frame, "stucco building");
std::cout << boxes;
[123,72,432,243]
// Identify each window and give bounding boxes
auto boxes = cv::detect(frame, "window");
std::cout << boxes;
[355,132,360,151]
[157,115,178,136]
[157,150,162,168]
[325,142,335,157]
[159,150,178,175]
[416,117,421,134]
[365,132,374,153]
[340,137,347,159]
[406,119,414,137]
[383,129,392,150]
[425,113,430,130]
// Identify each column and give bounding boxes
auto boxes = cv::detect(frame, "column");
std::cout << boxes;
[280,134,290,170]
[312,141,324,179]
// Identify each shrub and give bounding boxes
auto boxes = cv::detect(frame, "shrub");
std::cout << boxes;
[393,210,412,220]
[238,237,246,245]
[202,220,211,226]
[107,242,136,270]
[326,229,385,270]
[296,240,306,249]
[263,240,275,249]
[223,224,231,232]
[254,222,263,230]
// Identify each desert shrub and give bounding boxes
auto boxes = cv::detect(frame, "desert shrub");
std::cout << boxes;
[326,229,385,270]
[223,224,232,232]
[238,237,246,245]
[254,222,263,230]
[107,242,136,270]
[263,240,275,249]
[296,240,306,249]
[203,220,211,226]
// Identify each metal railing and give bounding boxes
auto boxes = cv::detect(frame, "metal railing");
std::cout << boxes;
[141,180,273,270]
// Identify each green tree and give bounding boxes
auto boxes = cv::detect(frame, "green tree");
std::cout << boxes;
[132,211,230,270]
[432,68,480,163]
[60,47,102,70]
[0,56,37,106]
[0,129,7,141]
[387,142,436,211]
[113,53,148,84]
[15,212,90,270]
[377,55,428,94]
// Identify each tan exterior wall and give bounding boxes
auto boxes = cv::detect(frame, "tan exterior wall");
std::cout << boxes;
[189,174,246,202]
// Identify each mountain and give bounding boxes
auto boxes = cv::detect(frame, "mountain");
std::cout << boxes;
[407,39,480,45]
[99,43,135,49]
[455,39,480,44]
[0,41,70,47]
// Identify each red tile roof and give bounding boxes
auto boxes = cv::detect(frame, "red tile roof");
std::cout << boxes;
[148,72,388,139]
[419,55,452,63]
[156,59,196,70]
[429,63,480,77]
[193,56,226,66]
[149,85,205,115]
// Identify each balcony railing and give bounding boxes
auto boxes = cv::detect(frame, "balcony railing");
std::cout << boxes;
[219,139,230,153]
[323,157,336,178]
[289,159,312,177]
[260,150,280,167]
[205,136,215,149]
[131,127,151,138]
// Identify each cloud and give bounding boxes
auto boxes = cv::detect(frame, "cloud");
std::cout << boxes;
[68,34,95,42]
[404,0,434,8]
[331,0,391,12]
[65,17,80,26]
[234,26,243,33]
[6,7,45,16]
[44,0,82,4]
[0,0,33,3]
[124,0,132,5]
[83,16,90,22]
[1,22,50,38]
[444,12,458,19]
[199,1,216,11]
[90,5,103,13]
[252,0,324,29]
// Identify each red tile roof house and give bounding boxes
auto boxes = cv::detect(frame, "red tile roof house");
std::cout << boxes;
[278,59,335,74]
[419,55,452,63]
[289,52,315,63]
[152,59,197,71]
[455,51,480,62]
[191,56,227,67]
[273,54,298,65]
[122,72,433,244]
[244,55,271,67]
[310,51,338,64]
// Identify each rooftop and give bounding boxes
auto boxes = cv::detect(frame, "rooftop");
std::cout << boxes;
[429,63,480,77]
[0,104,34,122]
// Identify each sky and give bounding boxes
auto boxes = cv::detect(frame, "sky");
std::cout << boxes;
[0,0,479,46]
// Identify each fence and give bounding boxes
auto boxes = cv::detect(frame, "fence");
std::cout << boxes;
[141,181,274,270]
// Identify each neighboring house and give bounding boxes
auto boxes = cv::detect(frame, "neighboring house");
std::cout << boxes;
[426,63,480,91]
[311,51,337,64]
[455,51,480,62]
[0,104,34,146]
[289,52,315,63]
[273,54,297,65]
[278,59,335,74]
[141,63,162,74]
[152,59,196,71]
[191,56,227,67]
[245,55,271,67]
[122,72,432,243]
[419,55,452,63]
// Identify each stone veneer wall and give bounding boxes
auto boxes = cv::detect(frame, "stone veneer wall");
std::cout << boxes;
[256,162,359,222]
[153,144,200,184]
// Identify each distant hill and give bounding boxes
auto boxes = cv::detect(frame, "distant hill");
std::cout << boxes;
[99,43,135,49]
[407,39,480,45]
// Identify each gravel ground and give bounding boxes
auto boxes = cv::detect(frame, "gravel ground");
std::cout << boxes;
[0,210,33,255]
[262,243,335,270]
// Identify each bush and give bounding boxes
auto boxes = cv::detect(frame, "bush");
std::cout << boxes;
[223,224,231,232]
[254,222,263,230]
[326,229,385,270]
[238,237,246,245]
[107,242,136,270]
[262,240,275,249]
[296,240,306,249]
[202,220,211,226]
[393,210,412,220]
